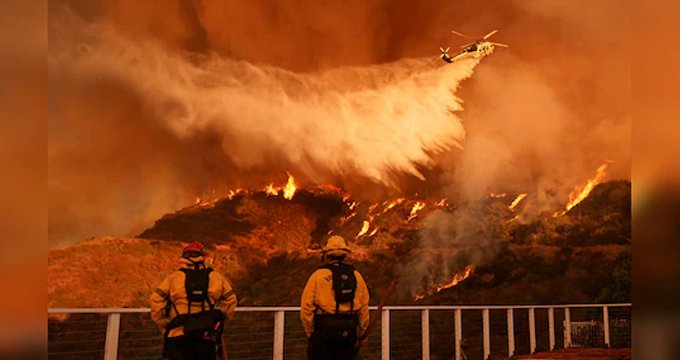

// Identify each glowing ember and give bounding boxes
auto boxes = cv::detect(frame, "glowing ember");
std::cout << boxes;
[553,160,612,217]
[368,228,378,237]
[264,183,279,196]
[490,193,507,198]
[509,193,528,210]
[194,197,201,204]
[356,220,370,238]
[415,265,473,301]
[406,201,426,221]
[348,201,358,210]
[435,198,448,207]
[283,173,296,200]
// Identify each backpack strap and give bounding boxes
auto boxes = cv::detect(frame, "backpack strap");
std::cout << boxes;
[320,262,357,314]
[180,267,215,314]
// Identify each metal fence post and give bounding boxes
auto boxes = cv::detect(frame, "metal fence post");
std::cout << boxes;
[548,307,555,351]
[455,309,462,360]
[482,308,490,360]
[507,308,515,357]
[422,309,430,360]
[603,306,610,348]
[529,307,536,354]
[381,309,390,360]
[273,310,285,360]
[564,307,572,348]
[104,313,121,360]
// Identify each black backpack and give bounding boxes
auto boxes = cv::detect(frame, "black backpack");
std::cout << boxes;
[320,262,357,312]
[165,267,225,341]
[314,262,359,345]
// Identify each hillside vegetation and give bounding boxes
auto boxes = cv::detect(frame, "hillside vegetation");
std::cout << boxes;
[48,181,631,307]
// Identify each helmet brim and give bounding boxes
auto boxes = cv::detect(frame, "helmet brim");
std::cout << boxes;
[322,248,351,256]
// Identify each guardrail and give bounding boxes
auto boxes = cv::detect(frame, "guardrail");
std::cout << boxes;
[48,303,631,360]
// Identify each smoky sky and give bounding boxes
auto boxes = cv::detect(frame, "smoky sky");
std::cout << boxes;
[48,0,630,246]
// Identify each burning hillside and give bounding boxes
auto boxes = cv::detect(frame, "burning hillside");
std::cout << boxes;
[49,177,630,307]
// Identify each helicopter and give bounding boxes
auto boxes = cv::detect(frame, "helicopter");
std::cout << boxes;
[440,29,508,63]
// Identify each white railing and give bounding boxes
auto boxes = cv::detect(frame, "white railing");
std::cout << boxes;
[48,303,631,360]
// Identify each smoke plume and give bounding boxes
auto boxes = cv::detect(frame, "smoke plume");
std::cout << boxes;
[48,8,477,245]
[48,0,630,263]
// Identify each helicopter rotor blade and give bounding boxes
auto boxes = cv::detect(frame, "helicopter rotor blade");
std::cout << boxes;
[482,29,499,40]
[439,47,450,53]
[491,42,509,48]
[460,42,476,49]
[451,30,474,40]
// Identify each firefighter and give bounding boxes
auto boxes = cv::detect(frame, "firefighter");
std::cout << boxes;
[301,235,370,360]
[150,242,237,360]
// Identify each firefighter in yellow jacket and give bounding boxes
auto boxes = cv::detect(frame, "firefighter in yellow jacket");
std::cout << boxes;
[150,242,237,360]
[301,235,370,360]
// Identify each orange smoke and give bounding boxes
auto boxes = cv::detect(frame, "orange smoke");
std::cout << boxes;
[554,160,613,217]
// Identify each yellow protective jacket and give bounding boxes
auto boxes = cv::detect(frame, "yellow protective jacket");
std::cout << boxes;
[300,262,370,338]
[150,257,237,337]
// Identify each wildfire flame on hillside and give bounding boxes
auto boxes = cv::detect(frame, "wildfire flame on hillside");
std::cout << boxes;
[262,174,296,200]
[382,198,406,214]
[415,265,473,301]
[356,220,370,238]
[407,201,426,222]
[553,160,612,217]
[509,193,528,210]
[264,183,278,196]
[227,189,243,199]
[283,174,297,200]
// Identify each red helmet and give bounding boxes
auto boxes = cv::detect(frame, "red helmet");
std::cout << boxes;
[181,242,206,259]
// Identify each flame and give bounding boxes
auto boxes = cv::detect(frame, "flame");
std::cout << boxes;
[227,189,243,199]
[340,212,356,225]
[415,265,473,301]
[504,215,519,224]
[368,228,378,237]
[382,197,406,214]
[553,160,612,217]
[406,201,426,221]
[348,201,358,210]
[283,173,296,200]
[264,183,279,196]
[356,220,370,238]
[509,193,528,211]
[194,197,201,204]
[435,198,448,207]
